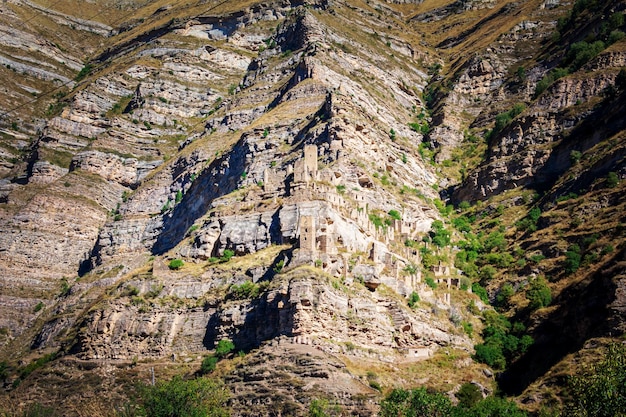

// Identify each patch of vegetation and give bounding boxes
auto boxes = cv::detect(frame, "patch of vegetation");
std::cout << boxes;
[200,339,236,375]
[429,220,451,248]
[526,276,552,310]
[17,352,57,383]
[74,64,92,82]
[425,277,437,290]
[516,206,542,232]
[380,387,527,417]
[564,244,581,275]
[131,375,229,417]
[562,342,626,417]
[309,398,342,417]
[487,103,526,140]
[408,291,420,308]
[229,281,262,300]
[168,259,184,270]
[472,311,533,370]
[534,68,569,98]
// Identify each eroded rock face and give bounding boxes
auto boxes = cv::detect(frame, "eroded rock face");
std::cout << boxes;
[73,267,465,362]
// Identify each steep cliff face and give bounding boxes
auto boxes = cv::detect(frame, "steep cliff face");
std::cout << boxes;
[0,0,625,415]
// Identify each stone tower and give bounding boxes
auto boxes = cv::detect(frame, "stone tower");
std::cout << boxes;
[299,215,316,253]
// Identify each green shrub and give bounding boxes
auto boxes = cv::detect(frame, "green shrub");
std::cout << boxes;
[491,103,526,137]
[480,265,497,282]
[456,383,482,409]
[564,343,626,417]
[168,259,184,270]
[33,302,44,313]
[369,380,382,391]
[380,388,454,417]
[495,283,515,307]
[220,249,235,262]
[473,343,506,370]
[463,396,527,417]
[534,68,569,97]
[606,171,619,187]
[526,277,552,310]
[200,356,218,375]
[472,283,489,303]
[408,291,420,308]
[60,277,71,297]
[273,259,285,273]
[229,281,260,299]
[430,220,451,247]
[565,245,582,274]
[18,353,56,381]
[566,40,605,71]
[462,321,474,337]
[453,215,472,233]
[215,340,235,358]
[135,375,229,417]
[75,64,92,82]
[425,277,437,289]
[309,398,341,417]
[369,213,385,229]
[388,209,401,221]
[404,264,418,275]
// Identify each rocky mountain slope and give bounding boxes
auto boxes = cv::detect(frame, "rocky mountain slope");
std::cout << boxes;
[0,0,624,415]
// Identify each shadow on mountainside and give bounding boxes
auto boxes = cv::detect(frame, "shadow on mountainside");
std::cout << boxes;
[499,249,626,395]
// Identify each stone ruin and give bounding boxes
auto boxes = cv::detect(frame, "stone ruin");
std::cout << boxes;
[285,143,464,314]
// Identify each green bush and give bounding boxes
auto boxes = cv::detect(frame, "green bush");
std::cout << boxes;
[463,396,528,417]
[75,64,92,82]
[430,220,451,247]
[606,171,619,187]
[495,283,515,308]
[273,259,285,273]
[491,103,526,137]
[388,210,402,221]
[380,388,454,417]
[135,375,229,417]
[462,321,474,337]
[456,383,482,409]
[408,292,420,308]
[534,68,569,97]
[472,283,489,303]
[229,281,260,299]
[526,277,552,310]
[381,388,527,417]
[215,340,235,358]
[309,398,341,417]
[566,40,605,71]
[221,249,235,262]
[425,277,437,289]
[200,356,218,375]
[474,342,506,370]
[169,259,184,270]
[564,343,626,417]
[565,245,581,275]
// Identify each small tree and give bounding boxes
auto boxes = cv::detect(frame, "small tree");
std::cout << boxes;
[214,340,235,358]
[565,343,626,417]
[456,383,482,409]
[565,245,582,275]
[526,276,551,310]
[168,259,184,270]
